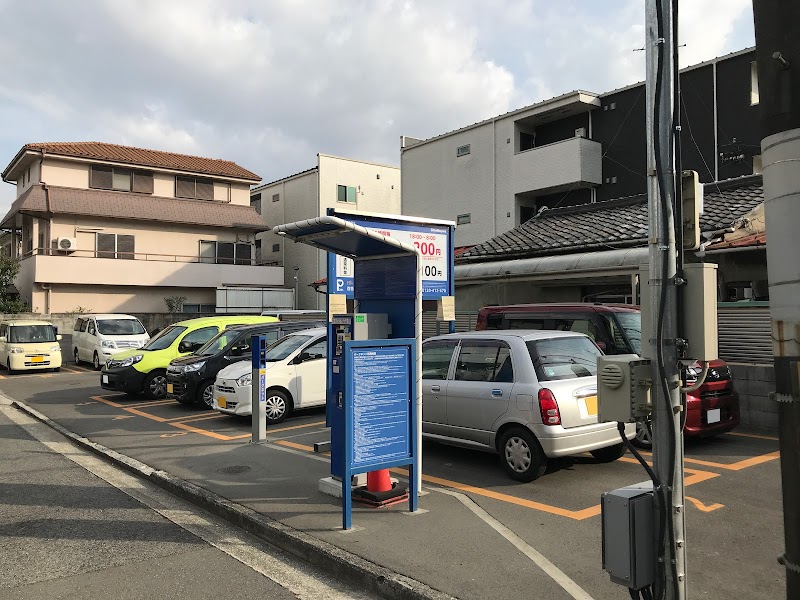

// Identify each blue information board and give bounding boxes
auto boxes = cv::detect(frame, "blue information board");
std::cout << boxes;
[342,338,418,529]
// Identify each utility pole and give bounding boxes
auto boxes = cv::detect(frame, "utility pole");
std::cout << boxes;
[752,1,800,597]
[645,1,686,598]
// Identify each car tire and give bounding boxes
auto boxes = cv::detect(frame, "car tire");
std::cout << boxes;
[498,427,547,482]
[6,359,14,375]
[74,348,81,365]
[590,443,627,462]
[631,420,653,449]
[196,380,215,409]
[264,389,292,424]
[92,352,101,371]
[52,367,61,372]
[143,370,167,400]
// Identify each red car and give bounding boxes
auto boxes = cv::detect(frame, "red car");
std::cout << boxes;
[476,303,739,446]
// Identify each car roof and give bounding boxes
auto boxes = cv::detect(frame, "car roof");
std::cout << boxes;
[171,315,278,327]
[79,314,140,320]
[479,303,640,313]
[224,321,322,333]
[1,320,56,326]
[426,330,589,342]
[285,327,326,337]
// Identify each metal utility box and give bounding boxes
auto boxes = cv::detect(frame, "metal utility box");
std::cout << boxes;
[602,482,655,590]
[352,313,389,341]
[639,262,718,362]
[597,355,652,423]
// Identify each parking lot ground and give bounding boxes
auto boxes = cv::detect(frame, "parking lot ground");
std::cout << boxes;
[0,367,785,600]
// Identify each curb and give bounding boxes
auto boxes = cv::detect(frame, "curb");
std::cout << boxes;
[9,399,456,600]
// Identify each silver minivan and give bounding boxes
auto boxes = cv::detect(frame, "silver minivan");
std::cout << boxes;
[422,330,635,482]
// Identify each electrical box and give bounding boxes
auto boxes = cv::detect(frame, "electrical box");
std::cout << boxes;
[602,481,655,590]
[639,264,718,362]
[681,170,702,251]
[597,355,652,423]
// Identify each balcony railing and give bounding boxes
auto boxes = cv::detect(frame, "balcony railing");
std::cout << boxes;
[20,247,280,267]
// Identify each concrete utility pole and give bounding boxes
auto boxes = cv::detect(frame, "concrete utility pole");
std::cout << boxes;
[645,1,686,598]
[752,2,800,597]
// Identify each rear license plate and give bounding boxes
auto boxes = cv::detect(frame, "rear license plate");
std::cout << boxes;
[218,396,227,409]
[166,383,174,394]
[583,395,598,416]
[102,375,109,384]
[707,408,721,424]
[31,356,44,363]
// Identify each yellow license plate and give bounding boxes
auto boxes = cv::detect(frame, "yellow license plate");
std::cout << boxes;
[584,395,598,416]
[217,396,226,409]
[31,356,44,363]
[166,383,174,394]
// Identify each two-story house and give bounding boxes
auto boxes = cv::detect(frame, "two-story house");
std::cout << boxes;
[253,153,401,309]
[1,142,282,313]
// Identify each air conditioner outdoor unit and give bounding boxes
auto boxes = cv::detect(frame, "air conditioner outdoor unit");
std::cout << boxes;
[57,237,77,252]
[575,127,587,138]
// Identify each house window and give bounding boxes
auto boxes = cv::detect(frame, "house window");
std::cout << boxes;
[89,166,153,193]
[750,61,759,106]
[182,304,216,313]
[456,144,471,157]
[272,243,280,252]
[176,176,214,200]
[96,233,135,259]
[457,213,471,225]
[272,193,280,202]
[199,241,253,265]
[337,185,357,203]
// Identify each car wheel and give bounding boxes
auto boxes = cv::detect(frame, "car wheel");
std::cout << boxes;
[631,420,653,449]
[6,359,14,375]
[197,380,215,409]
[52,367,61,373]
[74,348,80,365]
[143,371,167,399]
[264,389,292,424]
[92,352,101,371]
[590,443,627,462]
[498,427,547,482]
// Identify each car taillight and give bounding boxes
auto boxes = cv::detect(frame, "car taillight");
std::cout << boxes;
[538,388,561,426]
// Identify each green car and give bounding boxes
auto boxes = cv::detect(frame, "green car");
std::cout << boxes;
[100,315,278,399]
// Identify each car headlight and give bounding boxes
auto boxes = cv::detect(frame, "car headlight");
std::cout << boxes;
[112,354,144,368]
[101,340,117,349]
[50,345,61,353]
[9,347,24,354]
[236,373,252,387]
[184,361,205,373]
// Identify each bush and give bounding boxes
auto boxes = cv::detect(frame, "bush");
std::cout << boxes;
[164,295,187,313]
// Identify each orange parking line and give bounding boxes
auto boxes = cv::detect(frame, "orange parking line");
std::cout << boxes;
[125,400,175,409]
[165,413,225,424]
[169,420,232,440]
[638,449,780,471]
[727,431,779,442]
[686,496,724,512]
[269,420,326,434]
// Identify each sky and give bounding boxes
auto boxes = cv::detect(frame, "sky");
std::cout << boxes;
[0,0,754,216]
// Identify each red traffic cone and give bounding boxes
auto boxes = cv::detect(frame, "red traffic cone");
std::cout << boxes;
[367,469,393,493]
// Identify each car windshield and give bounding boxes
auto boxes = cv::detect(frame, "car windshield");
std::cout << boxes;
[197,330,238,356]
[142,325,187,351]
[527,337,601,381]
[612,312,642,355]
[8,325,56,343]
[97,319,146,335]
[265,334,313,362]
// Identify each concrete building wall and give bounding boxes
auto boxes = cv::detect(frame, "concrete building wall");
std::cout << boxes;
[43,284,215,314]
[15,160,41,198]
[40,158,89,190]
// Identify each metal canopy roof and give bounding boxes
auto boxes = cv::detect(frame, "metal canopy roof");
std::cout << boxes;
[273,215,419,259]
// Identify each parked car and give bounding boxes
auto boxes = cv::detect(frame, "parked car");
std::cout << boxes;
[100,315,278,399]
[213,327,327,423]
[421,330,635,482]
[475,302,739,446]
[166,320,324,408]
[0,320,63,372]
[73,314,149,370]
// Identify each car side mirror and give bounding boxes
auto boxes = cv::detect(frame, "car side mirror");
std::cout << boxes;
[178,341,192,353]
[56,334,62,341]
[231,345,249,357]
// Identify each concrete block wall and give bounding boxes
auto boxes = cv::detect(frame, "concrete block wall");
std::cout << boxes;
[729,363,778,431]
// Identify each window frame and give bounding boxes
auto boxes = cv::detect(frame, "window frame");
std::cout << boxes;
[456,144,471,157]
[422,340,458,380]
[453,339,514,383]
[176,175,214,200]
[337,185,357,203]
[199,240,253,265]
[95,232,135,260]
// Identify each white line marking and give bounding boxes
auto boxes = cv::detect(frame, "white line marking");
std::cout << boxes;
[433,488,595,600]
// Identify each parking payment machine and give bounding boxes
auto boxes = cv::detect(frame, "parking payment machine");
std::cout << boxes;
[272,209,455,529]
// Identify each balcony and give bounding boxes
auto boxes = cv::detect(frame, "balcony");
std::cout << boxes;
[511,137,602,195]
[22,249,283,289]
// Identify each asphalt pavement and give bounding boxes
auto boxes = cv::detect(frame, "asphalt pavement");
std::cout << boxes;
[0,366,786,600]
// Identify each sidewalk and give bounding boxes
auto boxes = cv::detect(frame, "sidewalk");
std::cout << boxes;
[7,398,587,600]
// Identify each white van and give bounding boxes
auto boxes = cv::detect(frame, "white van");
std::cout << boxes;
[0,320,63,372]
[73,314,149,370]
[259,310,326,321]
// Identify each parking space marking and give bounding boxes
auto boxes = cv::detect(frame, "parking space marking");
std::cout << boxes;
[168,420,234,440]
[112,415,135,420]
[685,496,724,512]
[160,432,189,438]
[164,413,225,424]
[727,431,779,441]
[639,449,780,471]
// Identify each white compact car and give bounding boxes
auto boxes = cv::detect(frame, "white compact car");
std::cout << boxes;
[213,328,327,423]
[73,314,149,370]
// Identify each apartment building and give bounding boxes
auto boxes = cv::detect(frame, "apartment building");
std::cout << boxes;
[1,142,282,313]
[253,154,400,309]
[401,47,761,247]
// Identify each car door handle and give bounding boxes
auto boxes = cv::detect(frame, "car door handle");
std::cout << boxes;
[431,385,441,392]
[492,389,503,397]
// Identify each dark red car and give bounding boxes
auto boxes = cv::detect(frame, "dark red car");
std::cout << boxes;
[476,303,739,446]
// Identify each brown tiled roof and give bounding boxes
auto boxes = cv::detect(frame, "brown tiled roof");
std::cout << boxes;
[1,185,267,232]
[16,142,260,181]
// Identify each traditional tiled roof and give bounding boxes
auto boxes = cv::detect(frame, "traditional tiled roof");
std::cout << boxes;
[1,185,267,231]
[6,142,260,181]
[458,175,764,262]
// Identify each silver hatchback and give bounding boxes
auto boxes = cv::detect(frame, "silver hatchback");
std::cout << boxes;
[422,330,635,482]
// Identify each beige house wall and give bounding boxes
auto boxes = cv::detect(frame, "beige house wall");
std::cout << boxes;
[40,158,90,190]
[153,172,175,197]
[44,284,215,314]
[15,160,41,198]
